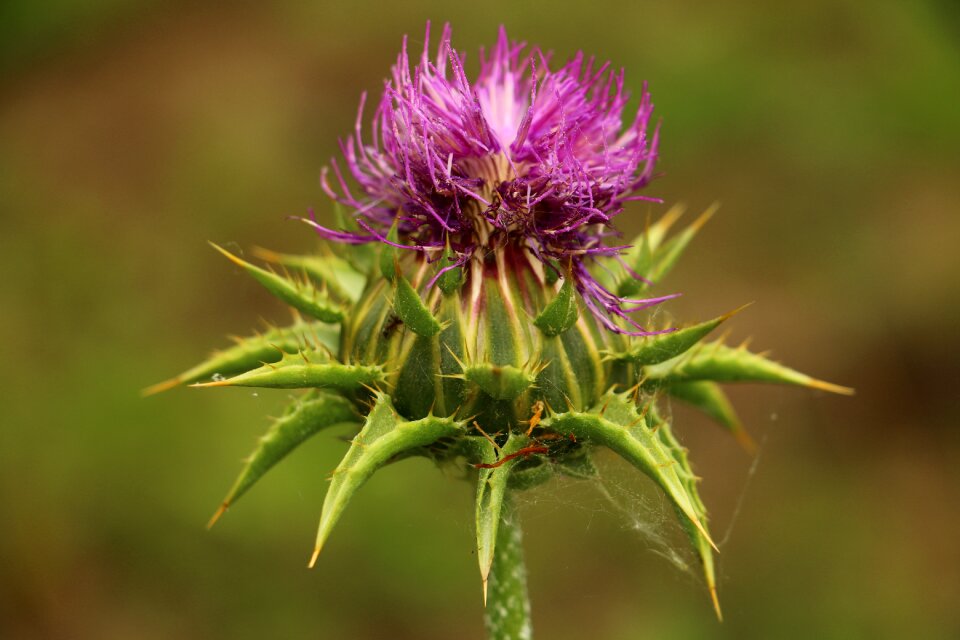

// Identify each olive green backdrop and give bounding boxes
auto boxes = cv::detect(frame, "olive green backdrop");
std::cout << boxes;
[2,1,958,638]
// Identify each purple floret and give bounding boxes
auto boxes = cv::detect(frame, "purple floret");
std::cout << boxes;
[311,22,671,335]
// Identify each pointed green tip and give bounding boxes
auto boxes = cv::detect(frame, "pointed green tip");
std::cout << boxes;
[437,239,465,294]
[379,220,401,281]
[721,301,753,322]
[653,203,686,234]
[141,377,181,397]
[690,201,720,232]
[534,277,579,337]
[614,307,741,367]
[308,546,321,569]
[209,241,346,323]
[734,427,758,455]
[807,378,855,396]
[207,503,228,529]
[710,585,723,622]
[693,516,719,553]
[208,241,246,267]
[189,379,232,389]
[394,275,441,336]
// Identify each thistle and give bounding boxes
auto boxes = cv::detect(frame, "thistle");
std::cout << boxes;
[150,23,851,639]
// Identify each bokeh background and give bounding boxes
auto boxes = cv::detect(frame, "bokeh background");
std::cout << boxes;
[3,1,958,638]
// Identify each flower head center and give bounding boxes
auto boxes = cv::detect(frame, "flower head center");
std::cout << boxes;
[313,23,666,334]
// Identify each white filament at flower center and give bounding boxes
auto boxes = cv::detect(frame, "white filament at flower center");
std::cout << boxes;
[475,69,529,152]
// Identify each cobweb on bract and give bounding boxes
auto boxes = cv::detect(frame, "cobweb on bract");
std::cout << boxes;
[656,391,768,551]
[515,452,698,583]
[586,462,696,576]
[514,399,766,590]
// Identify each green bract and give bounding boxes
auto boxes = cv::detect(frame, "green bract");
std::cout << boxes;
[152,204,852,635]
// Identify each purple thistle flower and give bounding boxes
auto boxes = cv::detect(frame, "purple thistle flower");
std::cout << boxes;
[310,22,670,335]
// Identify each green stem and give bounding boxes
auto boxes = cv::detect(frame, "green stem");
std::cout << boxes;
[484,497,532,640]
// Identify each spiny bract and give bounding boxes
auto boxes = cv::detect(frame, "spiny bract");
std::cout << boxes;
[151,23,852,635]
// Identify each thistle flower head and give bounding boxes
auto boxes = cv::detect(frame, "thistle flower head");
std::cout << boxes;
[312,22,665,334]
[154,22,855,637]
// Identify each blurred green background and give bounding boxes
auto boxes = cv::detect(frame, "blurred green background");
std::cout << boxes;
[2,1,958,638]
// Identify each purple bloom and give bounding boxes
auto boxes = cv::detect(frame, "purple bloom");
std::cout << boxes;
[311,23,670,335]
